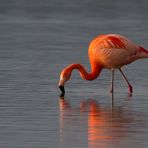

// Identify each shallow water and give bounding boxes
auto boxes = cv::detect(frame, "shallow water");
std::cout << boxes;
[0,0,148,148]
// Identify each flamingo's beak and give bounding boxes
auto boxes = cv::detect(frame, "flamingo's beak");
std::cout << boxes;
[59,85,65,97]
[59,78,65,96]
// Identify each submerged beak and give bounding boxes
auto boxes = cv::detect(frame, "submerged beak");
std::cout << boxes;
[59,79,65,97]
[59,85,65,97]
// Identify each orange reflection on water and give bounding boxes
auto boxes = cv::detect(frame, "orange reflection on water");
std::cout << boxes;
[88,99,113,144]
[59,97,133,148]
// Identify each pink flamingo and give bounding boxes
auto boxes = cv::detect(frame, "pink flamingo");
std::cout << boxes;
[59,34,148,96]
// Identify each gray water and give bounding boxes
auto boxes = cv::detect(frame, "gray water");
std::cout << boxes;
[0,0,148,148]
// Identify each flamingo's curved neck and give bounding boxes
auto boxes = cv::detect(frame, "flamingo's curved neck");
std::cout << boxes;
[67,63,102,81]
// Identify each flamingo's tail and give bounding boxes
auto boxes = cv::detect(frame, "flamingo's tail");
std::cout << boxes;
[139,46,148,58]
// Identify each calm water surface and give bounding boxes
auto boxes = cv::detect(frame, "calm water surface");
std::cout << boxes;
[0,0,148,148]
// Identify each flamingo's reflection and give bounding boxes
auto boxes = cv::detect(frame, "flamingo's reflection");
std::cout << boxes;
[59,97,133,148]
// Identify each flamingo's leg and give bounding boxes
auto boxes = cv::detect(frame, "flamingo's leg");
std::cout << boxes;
[119,68,133,93]
[110,69,115,94]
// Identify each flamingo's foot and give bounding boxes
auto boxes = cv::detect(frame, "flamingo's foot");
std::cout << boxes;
[128,85,133,94]
[109,90,114,101]
[109,88,114,99]
[110,88,113,94]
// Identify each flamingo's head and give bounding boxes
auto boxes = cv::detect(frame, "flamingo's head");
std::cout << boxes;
[58,69,71,96]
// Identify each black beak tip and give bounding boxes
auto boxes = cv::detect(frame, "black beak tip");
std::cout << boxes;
[60,93,65,98]
[59,85,65,97]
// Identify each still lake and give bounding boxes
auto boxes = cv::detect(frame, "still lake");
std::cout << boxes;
[0,0,148,147]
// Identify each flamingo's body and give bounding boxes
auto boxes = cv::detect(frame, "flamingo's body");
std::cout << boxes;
[59,34,148,96]
[89,34,145,69]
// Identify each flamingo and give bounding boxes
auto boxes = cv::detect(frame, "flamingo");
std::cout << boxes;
[59,34,148,96]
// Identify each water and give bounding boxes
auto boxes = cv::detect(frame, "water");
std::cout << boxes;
[0,0,148,147]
